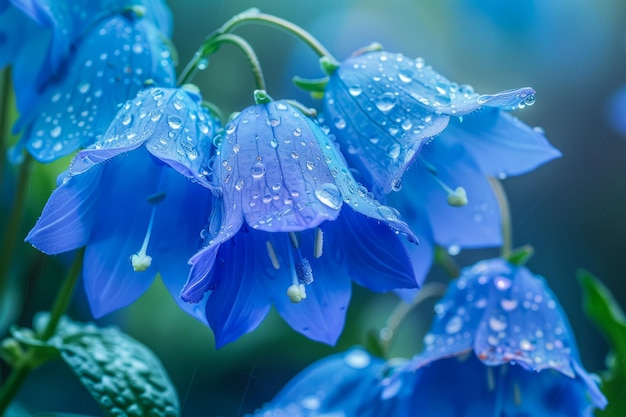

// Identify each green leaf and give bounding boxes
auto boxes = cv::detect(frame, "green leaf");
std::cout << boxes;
[578,269,626,416]
[37,313,179,417]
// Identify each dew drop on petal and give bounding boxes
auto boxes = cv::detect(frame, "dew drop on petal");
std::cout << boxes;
[122,113,133,126]
[167,115,183,129]
[500,299,518,311]
[314,183,342,210]
[445,315,463,334]
[50,126,62,138]
[250,162,266,178]
[375,92,397,112]
[488,316,507,332]
[494,276,512,291]
[348,85,362,96]
[344,350,370,369]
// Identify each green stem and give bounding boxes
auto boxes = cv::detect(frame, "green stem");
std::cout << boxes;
[0,249,83,415]
[0,68,13,188]
[434,246,461,278]
[380,282,448,356]
[0,154,33,300]
[212,34,266,91]
[487,177,512,256]
[178,8,337,85]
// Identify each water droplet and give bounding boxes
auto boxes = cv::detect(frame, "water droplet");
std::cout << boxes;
[391,178,402,191]
[415,57,425,68]
[519,339,534,351]
[232,143,240,153]
[375,92,397,112]
[197,58,208,70]
[377,205,400,221]
[344,350,370,369]
[398,70,412,83]
[225,123,236,134]
[167,115,182,129]
[306,161,315,170]
[173,100,185,111]
[270,138,278,148]
[150,111,162,122]
[494,276,512,291]
[488,316,507,332]
[132,43,144,54]
[333,115,346,129]
[276,102,288,110]
[51,92,61,103]
[50,126,62,138]
[290,151,299,159]
[78,82,90,94]
[122,113,133,126]
[447,245,461,256]
[250,162,266,178]
[388,143,401,159]
[300,396,320,411]
[152,89,164,101]
[445,315,463,334]
[500,299,518,311]
[348,85,362,96]
[314,183,342,210]
[293,127,302,137]
[266,114,281,126]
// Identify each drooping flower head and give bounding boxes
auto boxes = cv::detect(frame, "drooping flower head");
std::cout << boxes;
[252,259,607,416]
[27,85,219,320]
[323,49,561,283]
[1,0,175,162]
[392,258,607,415]
[181,91,419,347]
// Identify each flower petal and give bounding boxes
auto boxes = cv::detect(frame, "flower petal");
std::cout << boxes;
[151,168,213,325]
[332,209,418,291]
[14,15,175,162]
[25,165,101,254]
[259,348,385,416]
[408,140,502,248]
[269,228,352,345]
[202,229,273,348]
[82,149,162,317]
[93,86,218,187]
[220,101,341,232]
[441,110,561,178]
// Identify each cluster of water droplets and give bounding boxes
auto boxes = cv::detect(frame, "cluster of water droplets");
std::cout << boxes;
[20,15,175,162]
[74,86,216,185]
[421,259,575,376]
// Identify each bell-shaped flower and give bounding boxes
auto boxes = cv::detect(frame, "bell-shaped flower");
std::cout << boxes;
[3,1,175,162]
[324,49,561,283]
[181,92,419,347]
[384,258,607,416]
[251,259,607,416]
[26,85,219,320]
[323,49,558,193]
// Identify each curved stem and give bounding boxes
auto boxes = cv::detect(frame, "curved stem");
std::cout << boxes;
[0,249,84,415]
[488,177,512,256]
[213,34,266,91]
[380,282,448,356]
[178,8,336,85]
[0,154,33,301]
[434,246,461,278]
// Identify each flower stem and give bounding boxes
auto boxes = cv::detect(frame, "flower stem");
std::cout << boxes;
[0,68,12,183]
[178,8,337,85]
[211,34,266,91]
[379,282,448,356]
[434,246,461,278]
[0,154,33,303]
[0,248,84,415]
[487,177,512,256]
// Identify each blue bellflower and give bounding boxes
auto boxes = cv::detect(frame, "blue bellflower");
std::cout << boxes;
[324,50,561,282]
[180,94,419,347]
[253,259,607,416]
[26,86,219,320]
[384,258,607,416]
[1,1,175,162]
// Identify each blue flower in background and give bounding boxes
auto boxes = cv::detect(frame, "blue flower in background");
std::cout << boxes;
[324,49,549,194]
[608,84,626,136]
[26,86,219,320]
[250,347,386,417]
[1,0,175,162]
[181,93,419,347]
[253,259,607,416]
[385,258,607,416]
[324,49,561,282]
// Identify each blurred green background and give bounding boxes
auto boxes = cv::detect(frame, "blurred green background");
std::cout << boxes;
[2,0,626,415]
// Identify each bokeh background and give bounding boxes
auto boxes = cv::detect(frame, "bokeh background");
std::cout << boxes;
[2,0,626,415]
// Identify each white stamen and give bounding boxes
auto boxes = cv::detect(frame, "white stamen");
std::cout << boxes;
[313,227,323,258]
[286,284,307,303]
[289,231,299,249]
[421,157,468,207]
[266,241,280,269]
[130,204,157,272]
